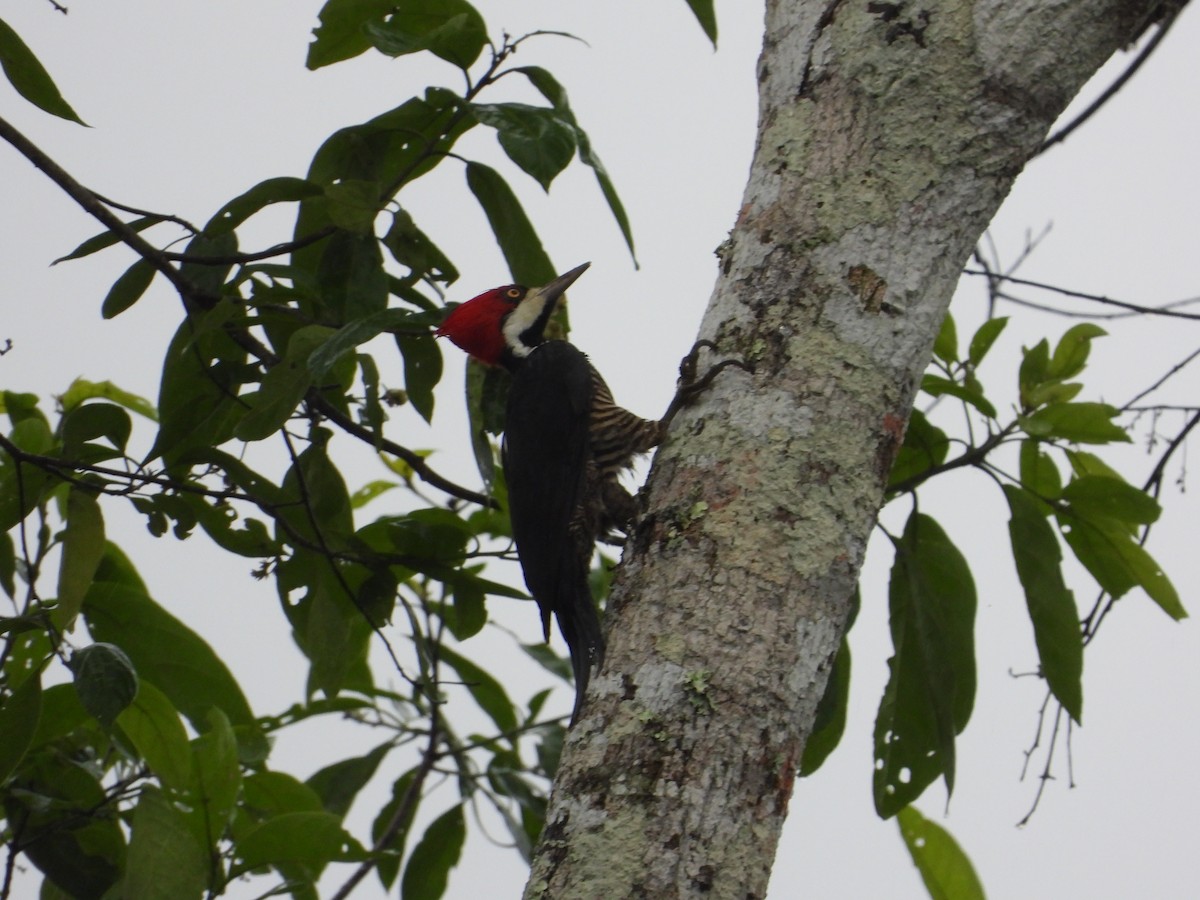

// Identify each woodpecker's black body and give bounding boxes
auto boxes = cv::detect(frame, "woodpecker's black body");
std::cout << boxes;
[505,341,606,710]
[437,262,722,722]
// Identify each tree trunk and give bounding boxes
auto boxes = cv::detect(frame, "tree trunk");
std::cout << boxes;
[526,1,1163,896]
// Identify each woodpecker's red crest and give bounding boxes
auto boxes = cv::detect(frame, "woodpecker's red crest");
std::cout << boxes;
[436,263,591,368]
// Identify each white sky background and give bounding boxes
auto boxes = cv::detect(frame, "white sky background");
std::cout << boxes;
[3,2,1199,899]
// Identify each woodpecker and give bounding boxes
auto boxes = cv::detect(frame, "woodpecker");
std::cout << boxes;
[435,263,665,720]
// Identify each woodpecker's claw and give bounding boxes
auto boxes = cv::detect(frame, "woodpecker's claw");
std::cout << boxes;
[663,340,753,426]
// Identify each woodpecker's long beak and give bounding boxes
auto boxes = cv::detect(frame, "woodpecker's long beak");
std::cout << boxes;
[530,262,591,306]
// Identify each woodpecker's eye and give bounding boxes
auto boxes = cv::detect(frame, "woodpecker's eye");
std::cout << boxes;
[505,287,523,301]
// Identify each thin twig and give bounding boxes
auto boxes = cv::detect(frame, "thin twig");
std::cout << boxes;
[1037,7,1182,155]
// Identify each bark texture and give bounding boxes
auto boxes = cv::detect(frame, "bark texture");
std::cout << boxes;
[526,1,1163,897]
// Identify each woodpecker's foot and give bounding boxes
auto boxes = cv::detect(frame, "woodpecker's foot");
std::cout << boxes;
[663,340,753,425]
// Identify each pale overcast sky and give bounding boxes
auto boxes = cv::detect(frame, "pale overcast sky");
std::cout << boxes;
[3,2,1198,898]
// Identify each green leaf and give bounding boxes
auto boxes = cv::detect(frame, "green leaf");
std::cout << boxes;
[0,18,86,123]
[887,410,950,490]
[237,811,365,872]
[932,312,957,364]
[439,645,517,733]
[464,360,501,485]
[800,638,850,776]
[682,0,718,46]
[874,514,976,817]
[896,806,985,900]
[235,326,335,441]
[308,308,422,380]
[54,216,163,265]
[324,178,381,233]
[515,66,637,264]
[54,486,106,631]
[59,378,157,421]
[307,742,392,820]
[373,768,422,889]
[471,103,577,191]
[71,642,139,730]
[1021,402,1130,444]
[317,229,389,323]
[1019,439,1061,502]
[1017,339,1050,409]
[1048,323,1106,381]
[61,402,134,455]
[117,681,193,791]
[919,374,996,418]
[382,209,459,285]
[123,788,209,900]
[84,558,259,738]
[1057,512,1186,620]
[148,304,247,464]
[101,258,157,319]
[206,176,323,235]
[446,580,486,640]
[1061,475,1161,528]
[188,708,242,842]
[1004,486,1083,722]
[401,805,465,900]
[395,333,442,423]
[0,669,42,783]
[967,316,1008,367]
[307,0,395,69]
[465,162,555,286]
[364,0,487,68]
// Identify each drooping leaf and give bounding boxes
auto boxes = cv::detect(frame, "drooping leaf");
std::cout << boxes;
[515,66,637,264]
[59,378,158,421]
[465,162,555,287]
[307,0,396,69]
[235,325,335,442]
[887,410,950,490]
[363,0,487,68]
[71,642,138,731]
[1018,439,1061,503]
[0,18,86,123]
[1057,511,1186,620]
[681,0,718,46]
[874,514,976,817]
[800,638,850,776]
[383,209,459,285]
[61,403,134,456]
[1047,323,1106,381]
[54,486,106,630]
[439,645,517,733]
[932,312,957,364]
[54,216,163,265]
[316,229,389,323]
[1004,486,1083,722]
[84,554,259,739]
[101,258,157,319]
[896,806,986,900]
[967,316,1008,367]
[187,708,242,844]
[919,374,996,419]
[122,788,209,900]
[237,811,366,873]
[117,680,194,791]
[0,669,42,783]
[400,805,466,900]
[206,176,323,235]
[471,103,577,191]
[395,333,442,423]
[307,742,392,820]
[147,304,248,464]
[1021,402,1130,444]
[1061,474,1161,529]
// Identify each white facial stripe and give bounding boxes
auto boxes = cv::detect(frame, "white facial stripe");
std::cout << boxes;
[501,290,552,355]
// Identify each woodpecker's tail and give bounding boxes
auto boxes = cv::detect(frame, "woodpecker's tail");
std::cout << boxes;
[554,571,605,724]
